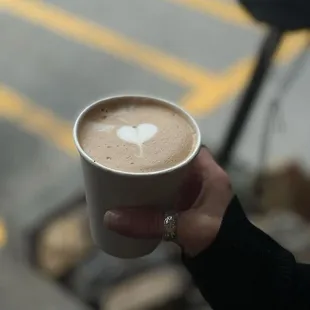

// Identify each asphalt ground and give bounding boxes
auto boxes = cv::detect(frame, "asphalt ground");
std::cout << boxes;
[0,0,310,297]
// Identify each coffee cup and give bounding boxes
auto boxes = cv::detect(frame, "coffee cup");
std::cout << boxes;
[73,95,201,258]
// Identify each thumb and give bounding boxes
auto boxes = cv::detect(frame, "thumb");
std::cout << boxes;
[104,209,164,239]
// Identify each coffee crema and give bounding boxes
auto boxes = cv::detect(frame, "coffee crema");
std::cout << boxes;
[78,97,197,173]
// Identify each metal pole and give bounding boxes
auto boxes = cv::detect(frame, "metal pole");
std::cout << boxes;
[217,28,284,167]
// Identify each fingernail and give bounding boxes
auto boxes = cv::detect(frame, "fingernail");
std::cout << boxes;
[104,210,120,228]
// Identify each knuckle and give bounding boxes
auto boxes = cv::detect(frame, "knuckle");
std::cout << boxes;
[212,167,231,191]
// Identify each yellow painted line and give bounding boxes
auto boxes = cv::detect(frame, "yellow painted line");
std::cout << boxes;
[182,58,254,115]
[0,218,7,248]
[167,0,254,27]
[0,0,308,128]
[183,31,310,116]
[276,31,310,62]
[0,85,76,156]
[0,0,214,88]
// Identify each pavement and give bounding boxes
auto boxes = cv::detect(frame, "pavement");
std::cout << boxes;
[0,249,91,310]
[0,0,310,307]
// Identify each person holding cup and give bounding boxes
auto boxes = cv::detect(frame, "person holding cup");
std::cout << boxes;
[104,146,310,310]
[74,96,310,309]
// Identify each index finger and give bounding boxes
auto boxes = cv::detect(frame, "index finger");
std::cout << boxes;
[191,145,220,180]
[176,146,219,211]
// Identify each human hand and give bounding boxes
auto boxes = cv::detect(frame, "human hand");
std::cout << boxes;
[103,147,233,257]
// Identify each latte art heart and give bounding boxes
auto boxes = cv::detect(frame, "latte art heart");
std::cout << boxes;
[79,100,197,173]
[117,124,158,157]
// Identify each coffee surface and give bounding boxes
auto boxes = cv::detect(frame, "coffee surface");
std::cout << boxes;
[79,98,197,173]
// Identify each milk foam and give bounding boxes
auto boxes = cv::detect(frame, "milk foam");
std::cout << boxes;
[78,99,197,173]
[90,122,115,132]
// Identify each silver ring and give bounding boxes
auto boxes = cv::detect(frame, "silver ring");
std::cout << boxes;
[163,212,178,242]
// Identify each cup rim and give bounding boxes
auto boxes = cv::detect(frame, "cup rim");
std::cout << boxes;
[73,95,201,176]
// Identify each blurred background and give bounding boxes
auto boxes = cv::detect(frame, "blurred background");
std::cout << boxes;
[1,0,310,309]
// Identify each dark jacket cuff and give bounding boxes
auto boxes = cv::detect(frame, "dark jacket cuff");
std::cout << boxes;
[182,196,296,309]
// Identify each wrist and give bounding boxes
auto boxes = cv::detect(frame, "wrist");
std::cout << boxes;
[178,213,222,257]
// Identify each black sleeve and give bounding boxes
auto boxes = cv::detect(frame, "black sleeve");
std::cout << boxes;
[182,196,310,310]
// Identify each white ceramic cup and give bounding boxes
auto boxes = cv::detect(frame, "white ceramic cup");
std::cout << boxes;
[73,95,201,258]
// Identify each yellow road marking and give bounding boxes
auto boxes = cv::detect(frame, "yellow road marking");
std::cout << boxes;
[0,0,308,139]
[182,58,254,115]
[183,31,310,115]
[167,0,254,27]
[276,31,310,62]
[0,85,76,156]
[0,0,214,88]
[0,218,7,248]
